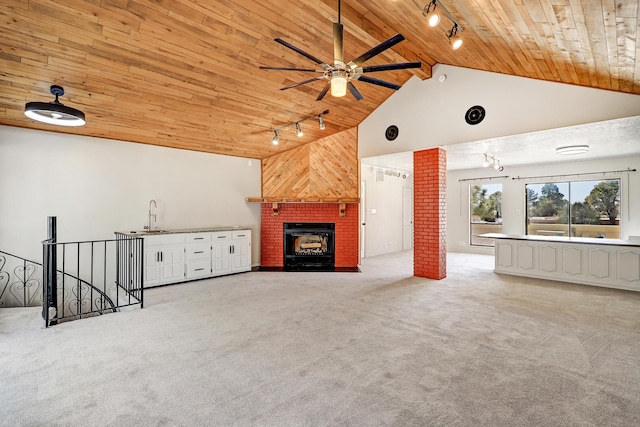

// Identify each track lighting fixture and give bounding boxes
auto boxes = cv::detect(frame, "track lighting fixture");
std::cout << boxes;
[268,110,329,145]
[24,85,86,127]
[448,24,463,50]
[422,0,440,27]
[421,1,464,50]
[482,154,504,171]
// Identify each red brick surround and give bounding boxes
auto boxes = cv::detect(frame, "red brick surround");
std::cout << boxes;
[413,148,447,279]
[260,203,359,267]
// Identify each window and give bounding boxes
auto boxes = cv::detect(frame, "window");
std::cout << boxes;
[526,179,620,238]
[470,184,502,246]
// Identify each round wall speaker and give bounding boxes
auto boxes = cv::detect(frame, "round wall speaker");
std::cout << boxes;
[385,125,399,141]
[465,105,486,125]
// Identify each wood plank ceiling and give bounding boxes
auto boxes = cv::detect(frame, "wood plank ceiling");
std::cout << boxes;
[1,0,638,160]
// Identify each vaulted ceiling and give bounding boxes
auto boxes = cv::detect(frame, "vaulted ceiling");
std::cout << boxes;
[1,0,638,159]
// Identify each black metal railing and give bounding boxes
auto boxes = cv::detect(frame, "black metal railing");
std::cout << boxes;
[0,250,43,308]
[41,235,143,327]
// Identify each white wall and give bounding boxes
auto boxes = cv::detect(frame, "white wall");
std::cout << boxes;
[361,165,412,257]
[359,64,640,158]
[0,126,262,263]
[447,155,640,254]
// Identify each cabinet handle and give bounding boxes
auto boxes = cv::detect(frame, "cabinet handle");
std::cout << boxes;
[194,251,204,254]
[160,252,163,262]
[195,268,204,272]
[217,236,226,239]
[194,237,204,240]
[237,234,245,237]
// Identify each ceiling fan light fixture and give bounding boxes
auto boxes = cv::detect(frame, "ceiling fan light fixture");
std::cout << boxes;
[556,145,589,155]
[330,74,348,97]
[24,85,85,127]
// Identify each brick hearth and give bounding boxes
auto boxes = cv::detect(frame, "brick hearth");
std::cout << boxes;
[261,203,359,268]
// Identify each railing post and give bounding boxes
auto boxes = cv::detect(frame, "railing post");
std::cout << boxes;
[43,216,58,326]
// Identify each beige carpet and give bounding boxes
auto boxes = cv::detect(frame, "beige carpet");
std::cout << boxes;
[1,251,639,426]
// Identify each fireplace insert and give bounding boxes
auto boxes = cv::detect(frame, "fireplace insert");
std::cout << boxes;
[284,222,335,271]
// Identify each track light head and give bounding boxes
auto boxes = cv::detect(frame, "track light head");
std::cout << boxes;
[295,122,303,137]
[422,0,440,27]
[448,24,463,50]
[272,130,279,145]
[318,115,325,130]
[482,154,489,168]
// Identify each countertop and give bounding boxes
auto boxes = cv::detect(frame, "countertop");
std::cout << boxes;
[115,226,251,237]
[481,233,640,247]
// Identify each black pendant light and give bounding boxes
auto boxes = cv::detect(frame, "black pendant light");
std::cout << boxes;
[24,85,86,127]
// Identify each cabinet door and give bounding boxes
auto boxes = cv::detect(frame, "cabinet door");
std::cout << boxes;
[212,242,232,276]
[143,248,161,287]
[231,240,251,272]
[161,246,185,283]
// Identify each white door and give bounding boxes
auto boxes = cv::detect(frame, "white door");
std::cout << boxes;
[143,248,160,287]
[403,186,413,251]
[231,240,251,272]
[360,179,366,259]
[212,242,232,276]
[161,246,185,283]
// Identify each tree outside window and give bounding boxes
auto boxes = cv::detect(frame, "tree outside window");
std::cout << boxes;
[470,184,502,246]
[526,179,620,238]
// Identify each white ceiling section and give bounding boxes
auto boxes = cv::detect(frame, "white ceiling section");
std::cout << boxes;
[359,64,640,172]
[362,115,640,172]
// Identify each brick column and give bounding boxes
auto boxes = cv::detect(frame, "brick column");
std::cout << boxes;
[413,148,446,279]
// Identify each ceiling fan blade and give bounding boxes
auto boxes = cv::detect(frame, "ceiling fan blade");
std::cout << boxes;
[274,38,327,66]
[316,83,330,101]
[280,76,324,90]
[349,34,405,67]
[347,82,363,101]
[260,66,321,72]
[361,62,422,73]
[333,23,344,64]
[356,75,401,90]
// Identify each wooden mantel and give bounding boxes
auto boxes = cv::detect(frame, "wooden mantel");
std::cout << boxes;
[246,198,359,217]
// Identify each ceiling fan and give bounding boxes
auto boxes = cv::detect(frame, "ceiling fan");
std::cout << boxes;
[260,0,422,101]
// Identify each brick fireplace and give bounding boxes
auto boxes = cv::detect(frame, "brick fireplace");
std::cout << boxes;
[260,203,359,268]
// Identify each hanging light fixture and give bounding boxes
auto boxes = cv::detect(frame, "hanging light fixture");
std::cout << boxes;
[295,122,303,137]
[24,85,85,127]
[272,130,279,145]
[318,115,325,130]
[330,71,348,97]
[448,24,463,50]
[422,0,441,27]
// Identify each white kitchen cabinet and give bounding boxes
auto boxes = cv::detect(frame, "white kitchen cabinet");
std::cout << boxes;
[231,230,251,273]
[144,244,186,288]
[117,228,251,288]
[212,232,232,276]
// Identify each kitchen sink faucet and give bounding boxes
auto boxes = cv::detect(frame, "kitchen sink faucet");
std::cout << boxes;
[145,199,158,231]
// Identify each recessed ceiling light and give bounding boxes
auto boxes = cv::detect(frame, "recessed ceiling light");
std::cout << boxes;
[556,145,589,155]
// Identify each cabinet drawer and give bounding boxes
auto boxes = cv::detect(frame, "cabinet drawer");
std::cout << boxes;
[186,243,210,261]
[186,233,211,243]
[232,230,250,240]
[186,261,211,279]
[212,231,232,241]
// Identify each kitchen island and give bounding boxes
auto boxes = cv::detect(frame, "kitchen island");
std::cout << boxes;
[116,227,251,288]
[482,233,640,292]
